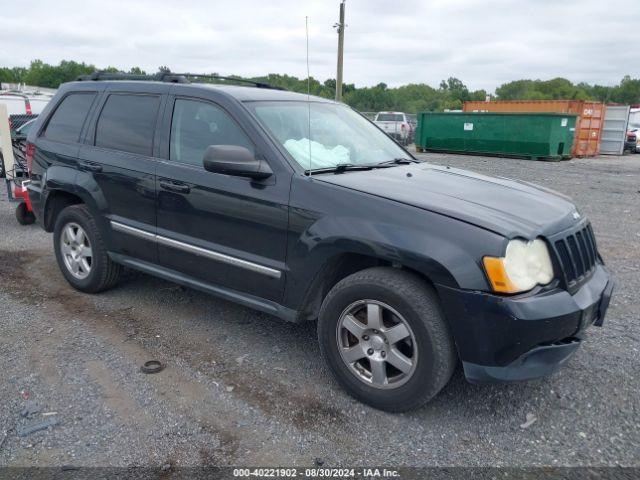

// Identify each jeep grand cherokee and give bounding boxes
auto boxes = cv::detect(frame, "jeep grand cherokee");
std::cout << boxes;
[24,73,613,412]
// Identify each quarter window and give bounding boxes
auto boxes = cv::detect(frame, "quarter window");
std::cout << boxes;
[43,93,96,143]
[170,99,254,167]
[95,94,160,155]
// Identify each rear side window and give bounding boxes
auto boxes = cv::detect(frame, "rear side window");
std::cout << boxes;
[43,93,96,143]
[95,94,160,156]
[170,99,254,167]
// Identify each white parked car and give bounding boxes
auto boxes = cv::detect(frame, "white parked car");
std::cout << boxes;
[626,122,640,153]
[373,111,413,145]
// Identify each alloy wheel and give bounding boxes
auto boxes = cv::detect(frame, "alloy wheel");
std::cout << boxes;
[336,299,418,389]
[60,222,93,279]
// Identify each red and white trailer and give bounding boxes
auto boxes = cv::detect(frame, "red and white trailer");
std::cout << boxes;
[0,103,35,225]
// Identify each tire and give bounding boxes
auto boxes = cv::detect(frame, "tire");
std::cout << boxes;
[15,202,36,225]
[317,267,456,412]
[53,204,122,293]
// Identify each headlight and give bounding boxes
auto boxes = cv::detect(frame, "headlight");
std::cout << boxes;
[483,239,554,293]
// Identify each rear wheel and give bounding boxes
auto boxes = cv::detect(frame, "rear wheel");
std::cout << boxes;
[317,267,456,412]
[53,205,122,293]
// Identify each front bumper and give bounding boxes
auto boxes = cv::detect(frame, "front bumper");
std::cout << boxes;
[437,264,613,383]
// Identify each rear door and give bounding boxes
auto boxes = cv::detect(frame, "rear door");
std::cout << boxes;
[155,92,291,302]
[78,84,167,263]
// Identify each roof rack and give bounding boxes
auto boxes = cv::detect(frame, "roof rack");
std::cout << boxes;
[76,71,188,83]
[177,73,284,90]
[76,71,284,90]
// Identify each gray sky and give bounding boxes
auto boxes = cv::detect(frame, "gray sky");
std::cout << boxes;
[1,0,637,92]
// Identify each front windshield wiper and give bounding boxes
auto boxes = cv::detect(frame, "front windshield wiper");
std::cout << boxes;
[305,163,375,175]
[305,158,422,175]
[306,158,423,174]
[376,157,422,165]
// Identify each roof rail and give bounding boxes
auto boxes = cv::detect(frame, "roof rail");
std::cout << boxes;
[75,71,284,90]
[175,73,284,90]
[76,71,189,83]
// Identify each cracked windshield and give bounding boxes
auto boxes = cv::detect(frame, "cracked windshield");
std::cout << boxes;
[250,101,408,170]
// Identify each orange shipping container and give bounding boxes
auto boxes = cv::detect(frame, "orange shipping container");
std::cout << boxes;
[462,100,604,157]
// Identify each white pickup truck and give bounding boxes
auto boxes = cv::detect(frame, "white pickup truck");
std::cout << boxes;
[373,111,414,145]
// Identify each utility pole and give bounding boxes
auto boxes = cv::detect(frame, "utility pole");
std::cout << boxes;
[335,0,346,102]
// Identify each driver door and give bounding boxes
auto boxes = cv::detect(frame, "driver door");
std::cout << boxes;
[155,96,290,302]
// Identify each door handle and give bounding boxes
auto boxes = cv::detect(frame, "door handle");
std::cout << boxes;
[159,181,191,194]
[80,161,103,173]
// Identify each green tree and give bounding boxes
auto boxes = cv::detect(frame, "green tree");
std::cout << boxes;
[496,77,596,101]
[610,76,640,104]
[21,59,94,88]
[3,58,639,111]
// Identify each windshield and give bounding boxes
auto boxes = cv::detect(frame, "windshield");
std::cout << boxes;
[248,101,409,170]
[629,123,640,130]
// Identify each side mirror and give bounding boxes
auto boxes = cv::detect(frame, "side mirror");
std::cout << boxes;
[202,145,273,180]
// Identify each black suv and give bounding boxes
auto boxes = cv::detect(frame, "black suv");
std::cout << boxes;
[25,73,613,412]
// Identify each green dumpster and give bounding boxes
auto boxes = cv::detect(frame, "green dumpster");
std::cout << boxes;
[415,112,577,160]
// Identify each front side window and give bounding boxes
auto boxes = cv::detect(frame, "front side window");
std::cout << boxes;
[95,94,160,156]
[170,99,254,167]
[43,92,96,143]
[248,101,408,170]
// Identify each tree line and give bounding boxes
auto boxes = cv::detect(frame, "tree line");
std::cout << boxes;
[1,60,639,113]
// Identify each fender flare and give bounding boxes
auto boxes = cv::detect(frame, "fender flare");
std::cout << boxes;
[42,167,107,230]
[282,214,501,314]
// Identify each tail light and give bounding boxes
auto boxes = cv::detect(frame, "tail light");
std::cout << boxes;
[25,99,32,115]
[25,142,35,176]
[401,123,406,130]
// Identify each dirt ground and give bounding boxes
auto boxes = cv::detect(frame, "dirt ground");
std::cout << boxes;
[0,152,638,468]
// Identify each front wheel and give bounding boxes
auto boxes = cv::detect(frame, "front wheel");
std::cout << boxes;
[317,267,456,412]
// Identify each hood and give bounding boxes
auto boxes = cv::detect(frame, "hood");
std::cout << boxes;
[315,163,580,238]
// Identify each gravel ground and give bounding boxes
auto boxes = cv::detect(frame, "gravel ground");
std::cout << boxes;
[0,152,638,468]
